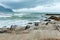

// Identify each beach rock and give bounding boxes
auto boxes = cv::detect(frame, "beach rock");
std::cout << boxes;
[44,19,51,21]
[28,22,32,24]
[34,22,39,26]
[25,25,30,30]
[45,22,48,25]
[10,25,17,31]
[49,16,60,21]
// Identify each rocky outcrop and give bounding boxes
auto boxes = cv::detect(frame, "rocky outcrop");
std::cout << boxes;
[49,16,60,21]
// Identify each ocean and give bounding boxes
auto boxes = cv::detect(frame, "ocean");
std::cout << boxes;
[0,12,50,28]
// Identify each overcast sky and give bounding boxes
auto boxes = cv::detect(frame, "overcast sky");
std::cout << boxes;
[0,0,60,12]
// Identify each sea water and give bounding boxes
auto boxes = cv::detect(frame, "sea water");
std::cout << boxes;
[0,12,49,28]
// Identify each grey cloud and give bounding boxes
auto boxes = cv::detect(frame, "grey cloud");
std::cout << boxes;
[0,0,60,9]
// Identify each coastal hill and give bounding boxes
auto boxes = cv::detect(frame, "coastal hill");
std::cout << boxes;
[0,6,13,12]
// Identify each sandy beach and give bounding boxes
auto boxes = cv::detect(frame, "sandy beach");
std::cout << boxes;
[0,30,60,40]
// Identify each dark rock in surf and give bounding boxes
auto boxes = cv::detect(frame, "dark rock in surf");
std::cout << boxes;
[25,25,30,30]
[34,22,39,26]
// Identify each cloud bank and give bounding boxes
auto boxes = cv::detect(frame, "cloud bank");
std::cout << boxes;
[0,0,60,12]
[13,3,60,12]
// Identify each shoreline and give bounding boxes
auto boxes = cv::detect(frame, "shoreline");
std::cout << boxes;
[0,16,60,40]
